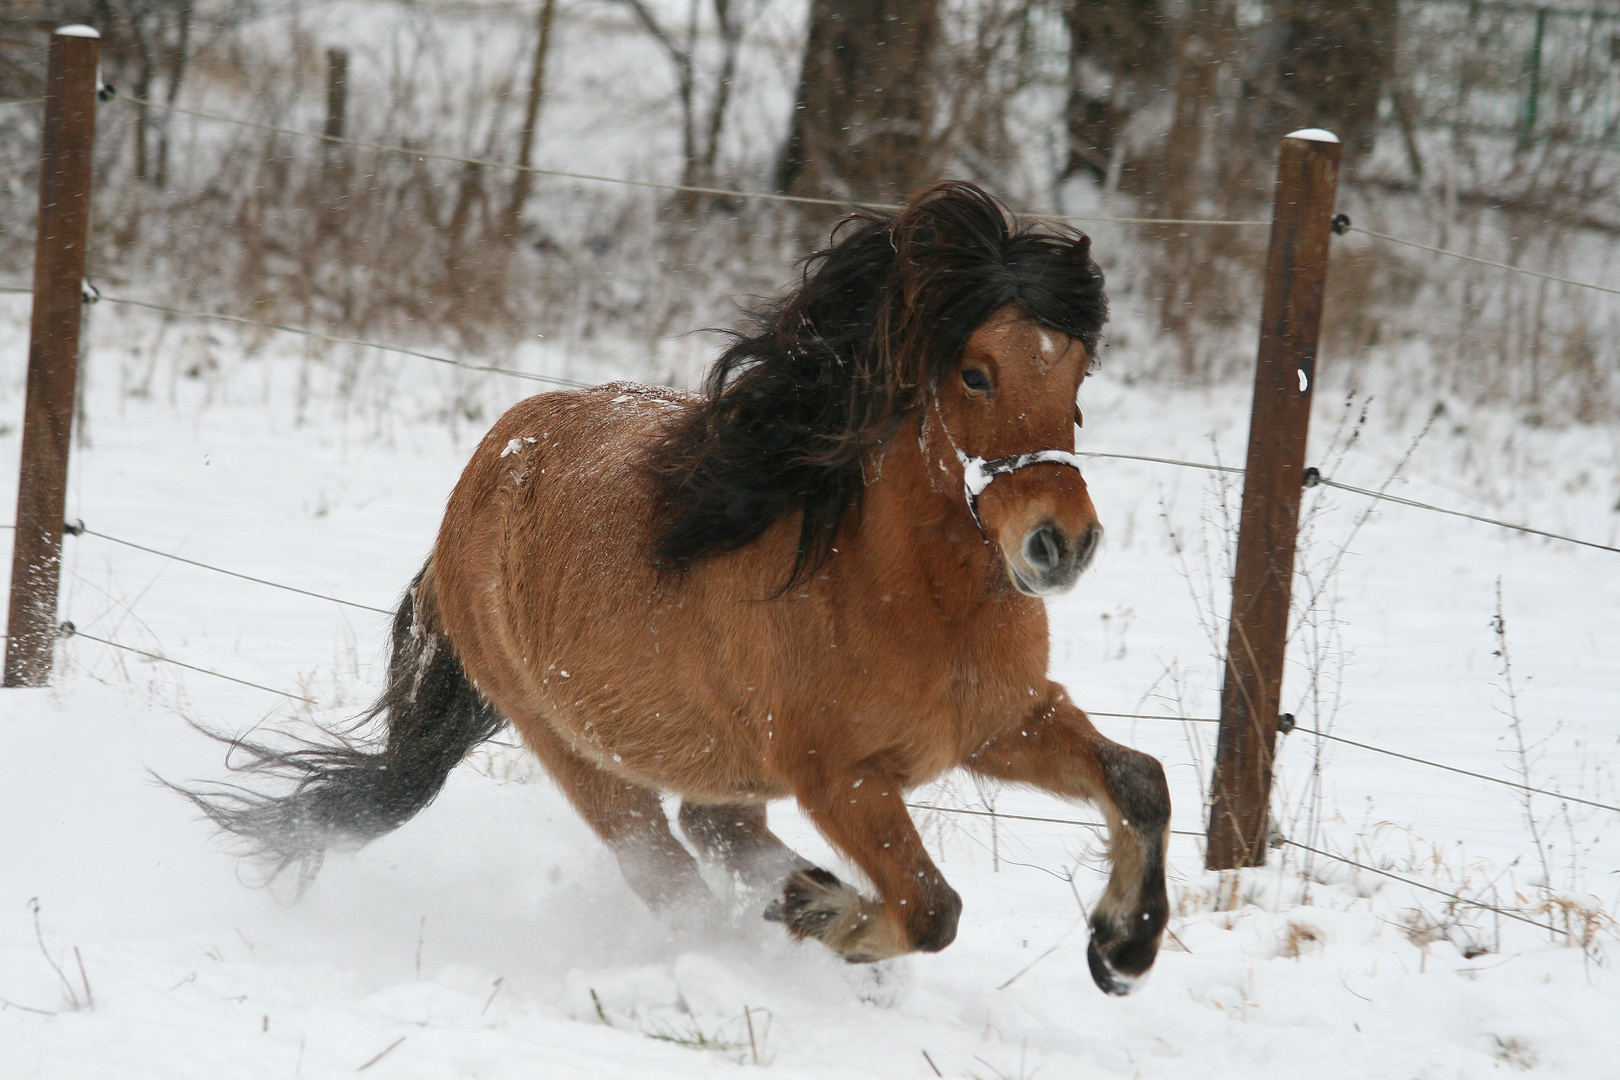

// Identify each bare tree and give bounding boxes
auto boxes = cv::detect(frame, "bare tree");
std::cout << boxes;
[1060,0,1173,185]
[608,0,748,197]
[1240,0,1399,163]
[503,0,559,236]
[775,0,942,203]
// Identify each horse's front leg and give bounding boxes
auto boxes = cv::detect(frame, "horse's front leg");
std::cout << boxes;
[967,685,1171,995]
[776,763,962,963]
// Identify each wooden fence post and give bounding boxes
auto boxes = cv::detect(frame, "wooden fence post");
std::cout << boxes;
[4,26,101,688]
[1205,129,1342,870]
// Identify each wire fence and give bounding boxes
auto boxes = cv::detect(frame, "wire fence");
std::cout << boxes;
[59,622,317,704]
[1078,448,1618,556]
[1278,838,1565,936]
[910,803,1571,936]
[1345,225,1620,299]
[3,68,1613,948]
[76,523,393,616]
[108,91,1276,229]
[1093,711,1619,815]
[60,91,1620,295]
[94,293,592,388]
[4,286,1613,558]
[21,511,1620,816]
[1309,473,1620,555]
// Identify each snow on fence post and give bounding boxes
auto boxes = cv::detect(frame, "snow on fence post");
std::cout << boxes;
[4,26,101,688]
[1205,129,1342,871]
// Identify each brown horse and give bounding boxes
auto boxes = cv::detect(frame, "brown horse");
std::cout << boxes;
[186,182,1170,995]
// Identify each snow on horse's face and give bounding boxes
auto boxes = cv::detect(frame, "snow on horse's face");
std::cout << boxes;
[926,302,1099,597]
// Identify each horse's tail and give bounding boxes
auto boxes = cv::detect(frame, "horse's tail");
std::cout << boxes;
[172,558,503,895]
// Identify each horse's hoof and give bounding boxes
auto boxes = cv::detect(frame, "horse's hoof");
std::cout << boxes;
[768,868,909,963]
[1086,935,1151,996]
[769,867,847,937]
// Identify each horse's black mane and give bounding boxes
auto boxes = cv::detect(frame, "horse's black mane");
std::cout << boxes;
[649,180,1108,587]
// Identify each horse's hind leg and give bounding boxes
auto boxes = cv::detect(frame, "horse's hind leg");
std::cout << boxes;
[966,684,1170,996]
[516,717,715,916]
[677,801,814,890]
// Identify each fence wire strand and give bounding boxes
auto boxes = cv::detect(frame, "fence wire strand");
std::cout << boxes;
[0,283,590,386]
[1280,838,1565,936]
[914,801,1569,937]
[77,297,1620,554]
[1301,725,1620,814]
[1072,451,1615,556]
[1089,710,1618,815]
[1348,225,1620,298]
[92,91,1620,294]
[78,527,393,616]
[1079,453,1617,555]
[1315,476,1620,555]
[1076,450,1245,473]
[109,92,1269,227]
[905,801,1205,838]
[61,624,317,704]
[96,293,593,387]
[1,326,1596,558]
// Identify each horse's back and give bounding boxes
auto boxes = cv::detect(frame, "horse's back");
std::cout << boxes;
[428,383,779,794]
[431,379,688,664]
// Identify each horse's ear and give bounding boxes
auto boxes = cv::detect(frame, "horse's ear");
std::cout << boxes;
[890,181,1011,262]
[1067,229,1093,263]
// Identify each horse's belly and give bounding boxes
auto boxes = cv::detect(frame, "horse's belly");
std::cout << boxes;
[532,693,786,801]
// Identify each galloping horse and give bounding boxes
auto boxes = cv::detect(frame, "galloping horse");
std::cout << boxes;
[189,181,1170,995]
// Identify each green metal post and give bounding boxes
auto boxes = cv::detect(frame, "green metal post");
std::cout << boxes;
[1521,6,1547,142]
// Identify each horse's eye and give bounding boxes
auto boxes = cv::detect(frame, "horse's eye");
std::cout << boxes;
[960,368,991,393]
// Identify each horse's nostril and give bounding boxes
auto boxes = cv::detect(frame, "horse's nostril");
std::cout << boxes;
[1074,523,1101,569]
[1023,524,1065,572]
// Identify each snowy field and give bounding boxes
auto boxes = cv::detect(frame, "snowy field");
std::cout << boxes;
[1,285,1617,1079]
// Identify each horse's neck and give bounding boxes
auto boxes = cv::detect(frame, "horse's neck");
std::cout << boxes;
[854,425,1004,609]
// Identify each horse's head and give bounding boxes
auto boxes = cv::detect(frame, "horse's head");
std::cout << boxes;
[928,303,1099,596]
[650,180,1107,595]
[869,183,1107,596]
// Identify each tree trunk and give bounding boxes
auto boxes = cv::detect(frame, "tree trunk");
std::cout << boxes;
[692,0,740,191]
[503,0,557,238]
[776,0,942,204]
[155,0,193,187]
[1255,0,1399,163]
[1061,0,1172,185]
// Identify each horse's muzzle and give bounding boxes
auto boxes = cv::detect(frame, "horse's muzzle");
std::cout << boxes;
[1008,520,1101,596]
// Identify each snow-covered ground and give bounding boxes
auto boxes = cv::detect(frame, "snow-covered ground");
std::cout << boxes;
[2,289,1617,1078]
